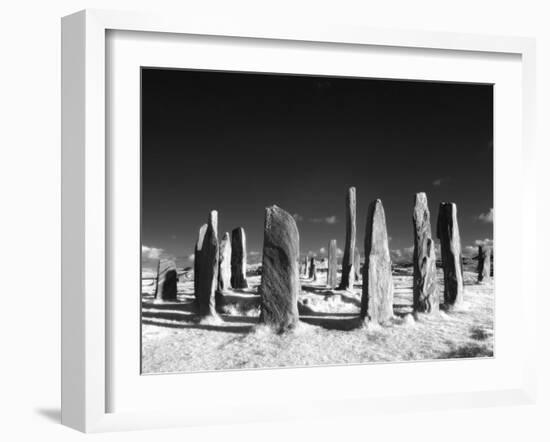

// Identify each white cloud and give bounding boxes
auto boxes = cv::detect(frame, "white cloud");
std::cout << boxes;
[477,208,494,223]
[249,251,260,256]
[187,253,195,262]
[142,245,164,260]
[310,215,338,224]
[319,247,326,254]
[462,239,493,258]
[474,238,493,247]
[462,245,478,257]
[390,246,414,263]
[336,248,344,257]
[391,249,402,258]
[292,213,304,222]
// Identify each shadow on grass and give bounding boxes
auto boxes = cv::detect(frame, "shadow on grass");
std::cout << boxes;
[439,343,493,359]
[142,319,253,334]
[300,284,330,294]
[470,326,490,341]
[142,310,195,322]
[142,299,196,312]
[300,313,363,331]
[221,314,259,324]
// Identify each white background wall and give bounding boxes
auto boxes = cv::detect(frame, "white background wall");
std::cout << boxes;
[0,1,548,440]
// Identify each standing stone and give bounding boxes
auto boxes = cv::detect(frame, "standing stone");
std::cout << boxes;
[156,259,178,302]
[412,192,438,314]
[308,256,317,281]
[437,202,464,307]
[230,227,248,289]
[193,224,207,297]
[353,247,361,281]
[154,258,161,298]
[259,205,300,332]
[303,256,310,277]
[339,187,356,290]
[196,211,219,317]
[477,245,492,283]
[360,199,394,324]
[327,239,338,289]
[218,232,232,292]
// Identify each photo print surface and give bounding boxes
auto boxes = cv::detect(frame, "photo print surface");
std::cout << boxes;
[141,68,494,374]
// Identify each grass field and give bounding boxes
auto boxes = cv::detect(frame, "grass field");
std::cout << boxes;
[141,267,493,374]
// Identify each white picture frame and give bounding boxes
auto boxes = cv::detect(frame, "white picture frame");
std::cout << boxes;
[61,9,537,433]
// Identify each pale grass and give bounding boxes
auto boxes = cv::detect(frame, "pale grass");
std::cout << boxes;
[141,269,494,374]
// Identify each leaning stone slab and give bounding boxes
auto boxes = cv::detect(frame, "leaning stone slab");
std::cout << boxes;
[437,202,464,307]
[259,205,300,332]
[327,239,338,289]
[218,232,232,293]
[339,187,357,290]
[477,245,492,283]
[230,227,248,289]
[196,211,219,317]
[412,192,438,314]
[156,259,178,302]
[360,199,394,324]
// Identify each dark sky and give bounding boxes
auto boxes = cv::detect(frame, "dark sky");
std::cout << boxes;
[141,68,493,271]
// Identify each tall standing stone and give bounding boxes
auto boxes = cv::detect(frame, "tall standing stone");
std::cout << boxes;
[412,192,438,313]
[437,202,464,307]
[193,224,207,297]
[360,199,394,324]
[477,245,492,283]
[218,232,232,293]
[156,259,178,302]
[196,211,219,317]
[339,187,356,290]
[353,247,361,281]
[259,205,300,332]
[327,239,338,289]
[231,227,248,289]
[308,256,317,281]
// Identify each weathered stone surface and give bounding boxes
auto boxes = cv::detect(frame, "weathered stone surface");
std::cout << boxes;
[196,211,219,317]
[218,232,232,293]
[353,247,361,281]
[309,256,317,281]
[193,224,207,297]
[477,245,492,282]
[156,259,178,302]
[259,205,300,332]
[412,192,438,314]
[360,199,394,324]
[230,227,248,289]
[437,202,464,307]
[339,187,356,290]
[327,239,338,289]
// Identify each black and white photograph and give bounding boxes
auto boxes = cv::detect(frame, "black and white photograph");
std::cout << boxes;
[140,68,494,374]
